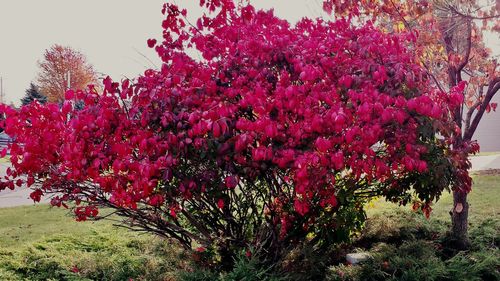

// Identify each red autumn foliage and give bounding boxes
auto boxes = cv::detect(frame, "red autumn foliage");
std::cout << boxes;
[0,0,469,266]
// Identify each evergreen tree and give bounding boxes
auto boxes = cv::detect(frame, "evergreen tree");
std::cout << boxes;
[21,83,47,106]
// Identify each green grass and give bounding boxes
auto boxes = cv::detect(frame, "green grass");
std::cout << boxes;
[0,205,188,280]
[366,174,499,224]
[0,205,115,249]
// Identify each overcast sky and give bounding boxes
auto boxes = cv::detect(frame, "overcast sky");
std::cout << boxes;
[0,0,330,106]
[0,0,498,106]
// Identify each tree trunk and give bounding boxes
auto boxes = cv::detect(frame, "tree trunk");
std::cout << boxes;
[450,190,470,249]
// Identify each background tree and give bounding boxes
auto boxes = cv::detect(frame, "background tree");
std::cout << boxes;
[36,45,98,103]
[21,83,47,106]
[322,0,499,249]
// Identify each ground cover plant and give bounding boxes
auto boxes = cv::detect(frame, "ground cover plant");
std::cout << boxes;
[0,0,473,270]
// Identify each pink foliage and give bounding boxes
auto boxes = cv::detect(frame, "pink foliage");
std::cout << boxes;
[0,1,470,256]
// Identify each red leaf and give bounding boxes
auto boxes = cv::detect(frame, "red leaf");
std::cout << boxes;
[147,38,157,48]
[294,199,310,216]
[27,176,35,187]
[65,90,74,100]
[0,148,7,158]
[224,175,238,189]
[217,198,225,209]
[212,121,221,138]
[30,189,43,202]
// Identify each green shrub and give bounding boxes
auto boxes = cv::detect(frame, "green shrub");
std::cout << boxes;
[468,218,500,250]
[0,232,184,281]
[445,250,500,281]
[327,241,448,281]
[179,252,287,281]
[326,219,500,281]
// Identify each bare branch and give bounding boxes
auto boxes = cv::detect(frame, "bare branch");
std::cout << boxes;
[422,60,448,94]
[457,19,472,72]
[464,100,481,133]
[464,77,500,140]
[447,4,500,20]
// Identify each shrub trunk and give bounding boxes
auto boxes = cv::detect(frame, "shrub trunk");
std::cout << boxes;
[450,190,470,249]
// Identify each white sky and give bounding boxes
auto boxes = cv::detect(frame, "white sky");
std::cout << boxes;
[0,0,498,106]
[0,0,330,106]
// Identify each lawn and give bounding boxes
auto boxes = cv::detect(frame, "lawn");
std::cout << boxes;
[0,205,115,249]
[0,175,498,280]
[367,174,499,223]
[0,206,188,280]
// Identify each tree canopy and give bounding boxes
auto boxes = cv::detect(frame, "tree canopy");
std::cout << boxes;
[37,45,98,103]
[321,0,499,248]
